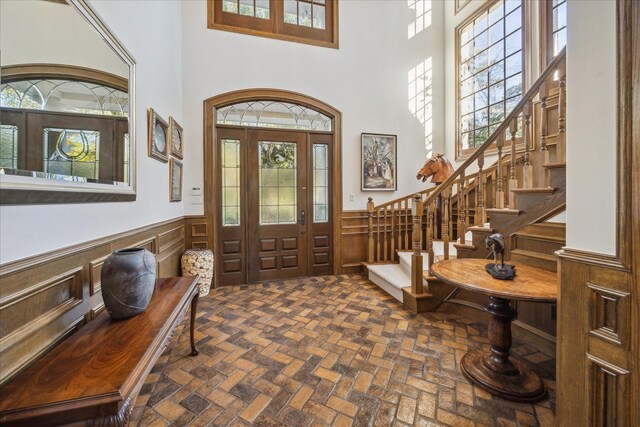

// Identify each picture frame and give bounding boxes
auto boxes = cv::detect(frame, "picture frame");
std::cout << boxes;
[361,133,397,191]
[148,108,169,163]
[169,158,183,202]
[168,116,183,159]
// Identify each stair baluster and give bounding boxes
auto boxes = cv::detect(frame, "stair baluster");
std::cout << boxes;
[443,185,451,260]
[367,197,374,264]
[557,58,567,163]
[539,82,550,187]
[411,194,424,294]
[476,152,486,226]
[427,201,435,274]
[508,117,518,208]
[376,208,381,262]
[383,206,388,262]
[390,204,396,261]
[522,100,534,189]
[495,134,505,208]
[459,171,467,244]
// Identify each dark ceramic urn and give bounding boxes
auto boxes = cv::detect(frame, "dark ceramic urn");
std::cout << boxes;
[101,248,157,319]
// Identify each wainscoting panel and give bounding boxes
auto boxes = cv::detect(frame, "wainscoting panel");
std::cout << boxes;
[185,216,211,250]
[557,250,634,426]
[0,217,185,386]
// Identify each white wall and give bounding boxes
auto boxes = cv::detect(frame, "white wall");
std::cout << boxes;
[0,0,128,77]
[181,0,445,214]
[565,0,616,255]
[0,0,184,264]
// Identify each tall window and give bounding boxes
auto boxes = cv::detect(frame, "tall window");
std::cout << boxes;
[456,0,524,158]
[208,0,338,48]
[542,0,567,65]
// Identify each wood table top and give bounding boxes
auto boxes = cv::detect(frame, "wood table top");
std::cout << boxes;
[0,276,198,416]
[430,259,557,302]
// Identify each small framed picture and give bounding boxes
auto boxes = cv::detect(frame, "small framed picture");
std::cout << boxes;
[148,108,169,163]
[169,158,183,202]
[169,116,183,159]
[362,133,397,191]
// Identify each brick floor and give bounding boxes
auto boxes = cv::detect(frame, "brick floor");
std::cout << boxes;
[132,275,556,426]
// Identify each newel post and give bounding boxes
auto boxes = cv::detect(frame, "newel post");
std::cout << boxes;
[522,100,534,189]
[557,58,567,163]
[367,197,374,264]
[495,134,505,209]
[411,194,424,295]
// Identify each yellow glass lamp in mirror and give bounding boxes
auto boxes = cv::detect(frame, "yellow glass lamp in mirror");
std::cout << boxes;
[0,0,135,204]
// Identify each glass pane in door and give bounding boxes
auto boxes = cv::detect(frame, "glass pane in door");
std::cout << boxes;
[313,144,328,223]
[259,141,297,225]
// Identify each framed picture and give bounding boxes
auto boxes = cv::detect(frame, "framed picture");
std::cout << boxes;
[361,133,397,191]
[168,116,183,159]
[169,158,183,202]
[148,108,168,163]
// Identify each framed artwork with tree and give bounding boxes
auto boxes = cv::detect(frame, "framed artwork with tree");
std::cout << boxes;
[361,133,397,191]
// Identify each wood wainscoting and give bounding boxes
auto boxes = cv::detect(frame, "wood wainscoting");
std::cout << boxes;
[185,215,212,250]
[0,217,185,386]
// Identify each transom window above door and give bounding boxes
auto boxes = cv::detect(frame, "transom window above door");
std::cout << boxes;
[207,0,338,48]
[217,100,333,131]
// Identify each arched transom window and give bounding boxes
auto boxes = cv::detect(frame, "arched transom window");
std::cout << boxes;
[216,100,333,132]
[1,79,129,117]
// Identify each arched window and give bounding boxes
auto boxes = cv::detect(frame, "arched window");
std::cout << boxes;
[0,79,128,116]
[216,100,332,131]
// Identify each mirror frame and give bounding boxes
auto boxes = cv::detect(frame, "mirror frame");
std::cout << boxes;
[0,0,137,204]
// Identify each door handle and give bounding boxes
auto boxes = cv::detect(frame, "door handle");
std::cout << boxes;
[300,209,306,225]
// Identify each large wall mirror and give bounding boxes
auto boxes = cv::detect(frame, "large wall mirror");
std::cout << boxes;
[0,0,136,204]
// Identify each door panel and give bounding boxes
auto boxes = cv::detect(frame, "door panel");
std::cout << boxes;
[216,128,247,286]
[248,130,308,282]
[308,133,333,276]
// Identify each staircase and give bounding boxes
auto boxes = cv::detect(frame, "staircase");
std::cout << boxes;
[364,49,567,346]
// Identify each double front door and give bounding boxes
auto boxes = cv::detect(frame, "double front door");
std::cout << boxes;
[217,127,332,286]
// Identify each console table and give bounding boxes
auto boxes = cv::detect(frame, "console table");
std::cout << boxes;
[0,276,200,426]
[431,258,557,403]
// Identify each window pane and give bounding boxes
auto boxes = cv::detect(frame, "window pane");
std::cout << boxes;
[43,128,100,180]
[223,0,238,13]
[313,4,326,29]
[457,0,523,153]
[222,139,241,226]
[313,144,328,223]
[256,0,270,18]
[0,125,19,169]
[259,141,297,225]
[299,1,312,27]
[239,0,254,17]
[284,0,297,24]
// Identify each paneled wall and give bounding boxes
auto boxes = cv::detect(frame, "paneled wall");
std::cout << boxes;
[0,218,185,386]
[185,215,212,250]
[557,251,634,425]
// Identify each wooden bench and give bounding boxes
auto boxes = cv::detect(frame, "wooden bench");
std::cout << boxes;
[0,276,200,426]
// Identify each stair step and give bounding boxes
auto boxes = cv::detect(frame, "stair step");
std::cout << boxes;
[486,208,521,216]
[543,162,566,169]
[366,264,410,302]
[510,249,558,272]
[468,226,494,233]
[514,230,565,243]
[511,187,556,194]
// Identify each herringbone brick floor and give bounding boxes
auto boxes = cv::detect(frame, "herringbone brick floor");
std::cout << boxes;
[132,275,556,427]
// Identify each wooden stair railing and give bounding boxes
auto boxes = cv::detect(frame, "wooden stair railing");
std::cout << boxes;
[366,48,567,294]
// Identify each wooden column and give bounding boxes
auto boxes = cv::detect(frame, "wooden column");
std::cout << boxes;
[522,100,533,189]
[557,58,567,163]
[390,203,396,260]
[367,197,374,263]
[495,134,505,209]
[508,117,518,208]
[476,152,486,226]
[411,194,424,294]
[459,172,467,244]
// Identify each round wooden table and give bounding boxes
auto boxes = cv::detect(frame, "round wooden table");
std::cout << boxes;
[431,258,557,403]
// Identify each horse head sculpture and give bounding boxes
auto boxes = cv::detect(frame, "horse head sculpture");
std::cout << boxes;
[416,153,454,184]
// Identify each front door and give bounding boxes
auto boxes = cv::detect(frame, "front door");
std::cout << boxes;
[216,127,333,286]
[247,130,308,281]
